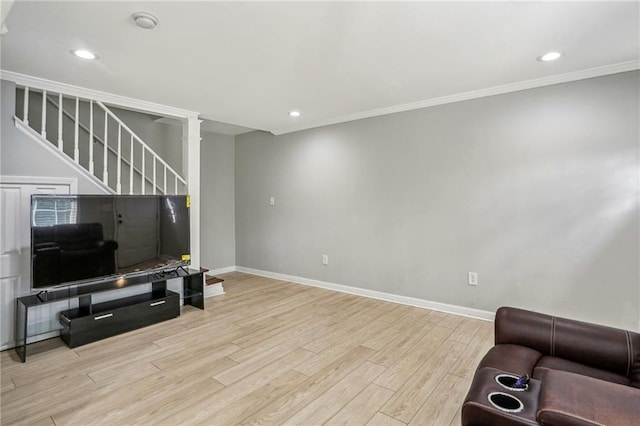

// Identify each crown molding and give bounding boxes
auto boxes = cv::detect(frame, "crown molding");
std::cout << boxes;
[271,60,640,135]
[0,70,200,119]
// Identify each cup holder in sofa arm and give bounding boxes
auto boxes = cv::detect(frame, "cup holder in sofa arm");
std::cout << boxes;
[488,392,524,413]
[495,374,529,391]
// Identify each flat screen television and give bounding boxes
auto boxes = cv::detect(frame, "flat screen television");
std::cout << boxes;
[30,194,190,289]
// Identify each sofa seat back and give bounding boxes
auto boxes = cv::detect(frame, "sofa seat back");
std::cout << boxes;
[495,307,640,385]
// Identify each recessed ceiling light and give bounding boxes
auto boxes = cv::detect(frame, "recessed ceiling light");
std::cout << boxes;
[132,12,159,30]
[538,51,562,62]
[288,111,301,117]
[71,49,98,60]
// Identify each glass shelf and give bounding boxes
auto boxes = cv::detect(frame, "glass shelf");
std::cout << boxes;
[26,319,64,338]
[183,288,203,300]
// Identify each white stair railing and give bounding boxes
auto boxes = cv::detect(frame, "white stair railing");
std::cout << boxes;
[15,85,187,195]
[43,94,165,193]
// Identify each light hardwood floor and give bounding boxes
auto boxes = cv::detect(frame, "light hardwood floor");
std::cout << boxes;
[0,272,494,425]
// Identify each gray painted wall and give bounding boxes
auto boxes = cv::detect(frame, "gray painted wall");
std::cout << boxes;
[200,130,236,270]
[109,106,183,174]
[235,71,640,331]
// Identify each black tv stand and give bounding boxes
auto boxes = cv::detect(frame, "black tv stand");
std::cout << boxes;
[15,268,205,362]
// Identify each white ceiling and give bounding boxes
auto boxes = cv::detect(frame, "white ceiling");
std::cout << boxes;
[1,1,639,135]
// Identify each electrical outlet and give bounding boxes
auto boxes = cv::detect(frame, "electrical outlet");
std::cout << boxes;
[269,196,275,206]
[468,272,478,286]
[322,254,328,265]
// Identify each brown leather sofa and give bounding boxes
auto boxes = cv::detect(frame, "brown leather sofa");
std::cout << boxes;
[462,307,640,426]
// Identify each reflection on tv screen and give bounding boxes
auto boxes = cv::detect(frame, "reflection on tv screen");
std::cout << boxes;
[31,195,190,288]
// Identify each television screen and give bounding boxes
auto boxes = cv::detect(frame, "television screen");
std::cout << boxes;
[30,194,190,288]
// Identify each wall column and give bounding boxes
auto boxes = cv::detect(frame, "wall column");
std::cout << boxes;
[183,116,202,269]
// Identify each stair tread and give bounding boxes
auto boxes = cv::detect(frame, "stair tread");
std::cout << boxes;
[205,276,224,285]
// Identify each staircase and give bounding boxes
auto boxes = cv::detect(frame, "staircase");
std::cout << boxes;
[13,84,187,195]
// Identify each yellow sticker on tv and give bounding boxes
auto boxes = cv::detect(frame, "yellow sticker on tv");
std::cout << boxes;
[186,195,191,208]
[182,254,191,261]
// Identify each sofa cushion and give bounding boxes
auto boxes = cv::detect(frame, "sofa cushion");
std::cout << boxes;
[538,370,640,426]
[477,344,542,376]
[533,356,630,386]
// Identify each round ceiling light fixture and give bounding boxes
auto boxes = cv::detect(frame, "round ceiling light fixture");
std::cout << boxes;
[71,49,98,60]
[538,51,562,62]
[132,12,159,29]
[288,110,301,117]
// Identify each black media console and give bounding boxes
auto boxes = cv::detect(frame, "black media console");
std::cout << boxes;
[15,268,205,361]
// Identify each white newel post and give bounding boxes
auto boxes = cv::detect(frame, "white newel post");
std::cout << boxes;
[183,116,201,271]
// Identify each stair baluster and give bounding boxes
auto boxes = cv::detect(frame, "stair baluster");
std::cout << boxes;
[129,134,134,195]
[89,100,94,174]
[163,165,167,195]
[116,124,122,194]
[74,97,79,163]
[23,86,29,126]
[141,145,145,194]
[103,110,109,186]
[40,90,46,139]
[57,93,63,151]
[152,156,157,195]
[13,84,187,196]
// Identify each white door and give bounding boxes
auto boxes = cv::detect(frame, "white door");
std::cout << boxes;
[0,176,76,349]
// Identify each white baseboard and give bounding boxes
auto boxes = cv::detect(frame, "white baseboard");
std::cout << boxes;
[235,266,495,322]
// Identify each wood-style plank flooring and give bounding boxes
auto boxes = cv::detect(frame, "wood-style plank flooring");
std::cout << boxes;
[0,272,494,425]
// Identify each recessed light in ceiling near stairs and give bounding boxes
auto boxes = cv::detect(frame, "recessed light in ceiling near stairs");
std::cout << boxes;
[132,12,159,30]
[71,49,97,60]
[538,51,562,62]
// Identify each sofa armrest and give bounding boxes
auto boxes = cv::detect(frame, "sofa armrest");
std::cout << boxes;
[537,370,640,426]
